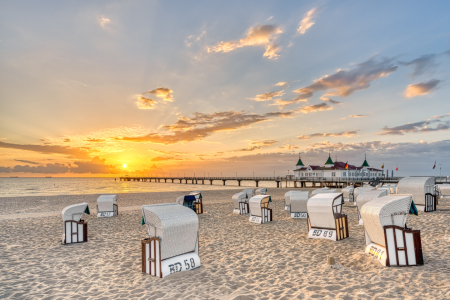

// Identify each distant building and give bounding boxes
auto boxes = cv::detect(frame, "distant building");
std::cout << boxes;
[293,154,382,179]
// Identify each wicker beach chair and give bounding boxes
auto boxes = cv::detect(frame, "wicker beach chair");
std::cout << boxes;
[289,191,310,218]
[176,194,202,214]
[356,190,388,225]
[341,185,354,202]
[189,191,203,214]
[232,192,248,214]
[255,187,268,195]
[352,187,376,205]
[284,190,294,211]
[97,195,118,217]
[141,203,200,278]
[249,195,272,224]
[307,193,348,241]
[361,195,423,267]
[397,177,437,212]
[61,203,90,244]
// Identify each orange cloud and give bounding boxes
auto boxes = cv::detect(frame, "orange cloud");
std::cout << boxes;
[136,96,157,109]
[403,79,440,98]
[298,8,321,34]
[145,87,174,102]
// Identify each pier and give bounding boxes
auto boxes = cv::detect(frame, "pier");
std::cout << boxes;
[118,176,410,188]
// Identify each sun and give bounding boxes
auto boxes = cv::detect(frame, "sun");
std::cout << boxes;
[123,164,127,168]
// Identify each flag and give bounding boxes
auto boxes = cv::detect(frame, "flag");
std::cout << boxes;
[396,166,398,171]
[433,161,436,169]
[381,163,384,169]
[345,162,348,170]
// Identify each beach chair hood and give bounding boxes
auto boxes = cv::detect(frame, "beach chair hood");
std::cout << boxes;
[249,195,271,217]
[307,193,343,229]
[356,190,388,213]
[232,192,247,209]
[360,195,412,247]
[97,194,117,212]
[142,203,199,260]
[397,177,435,206]
[61,202,89,222]
[289,191,310,212]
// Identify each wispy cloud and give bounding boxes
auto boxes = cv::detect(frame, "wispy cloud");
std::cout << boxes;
[403,79,440,98]
[84,138,106,142]
[145,87,174,102]
[207,24,283,59]
[275,81,291,87]
[14,159,39,165]
[278,57,397,107]
[347,114,368,118]
[117,109,297,145]
[0,141,90,159]
[299,103,333,114]
[249,90,284,101]
[399,54,437,78]
[237,140,277,152]
[298,7,322,34]
[378,115,450,135]
[298,130,359,140]
[99,16,110,28]
[136,96,157,110]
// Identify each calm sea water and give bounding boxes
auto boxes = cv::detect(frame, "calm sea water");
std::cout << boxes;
[0,177,280,198]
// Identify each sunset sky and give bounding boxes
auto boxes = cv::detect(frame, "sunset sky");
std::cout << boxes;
[1,1,449,177]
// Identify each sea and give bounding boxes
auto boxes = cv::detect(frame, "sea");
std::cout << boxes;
[0,177,280,198]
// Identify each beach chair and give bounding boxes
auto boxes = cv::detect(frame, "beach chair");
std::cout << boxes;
[439,184,450,198]
[141,203,200,278]
[397,177,437,212]
[307,193,348,241]
[61,203,90,244]
[249,195,272,224]
[96,194,118,217]
[241,188,255,198]
[255,187,268,195]
[284,190,294,211]
[378,184,398,194]
[189,191,203,214]
[356,190,388,225]
[289,191,310,218]
[176,195,202,214]
[311,187,337,197]
[361,195,423,267]
[232,192,248,214]
[352,187,376,205]
[341,186,354,202]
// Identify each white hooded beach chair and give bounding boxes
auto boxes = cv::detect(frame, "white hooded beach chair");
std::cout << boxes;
[341,186,354,202]
[307,193,348,241]
[96,194,118,217]
[189,191,203,214]
[289,191,310,218]
[284,190,294,211]
[356,190,388,225]
[232,192,248,214]
[378,184,398,194]
[397,177,437,212]
[311,187,337,197]
[176,194,202,214]
[255,187,267,195]
[352,187,376,205]
[141,203,200,278]
[249,195,272,224]
[242,188,255,198]
[61,203,90,244]
[361,195,423,267]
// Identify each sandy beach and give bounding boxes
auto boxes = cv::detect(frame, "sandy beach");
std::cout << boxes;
[1,188,450,299]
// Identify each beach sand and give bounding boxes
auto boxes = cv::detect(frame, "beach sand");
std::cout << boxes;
[1,188,450,299]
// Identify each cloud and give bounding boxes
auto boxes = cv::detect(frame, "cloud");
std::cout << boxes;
[237,140,277,152]
[347,114,368,118]
[99,16,110,28]
[378,117,449,135]
[0,141,90,159]
[117,110,294,145]
[280,57,397,106]
[299,103,333,114]
[399,54,437,78]
[3,163,70,174]
[69,157,119,174]
[278,144,301,150]
[298,130,359,140]
[320,97,341,104]
[249,90,284,101]
[136,96,157,110]
[298,7,322,34]
[63,138,71,143]
[275,82,291,87]
[14,159,39,165]
[84,138,105,142]
[403,79,440,98]
[207,24,283,59]
[145,87,174,102]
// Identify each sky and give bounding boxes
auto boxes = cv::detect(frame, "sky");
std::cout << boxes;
[0,0,449,178]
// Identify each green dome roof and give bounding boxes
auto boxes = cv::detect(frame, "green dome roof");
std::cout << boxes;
[361,154,369,167]
[296,158,304,166]
[325,155,334,165]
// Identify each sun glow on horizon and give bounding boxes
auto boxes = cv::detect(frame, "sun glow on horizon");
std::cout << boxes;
[123,164,127,168]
